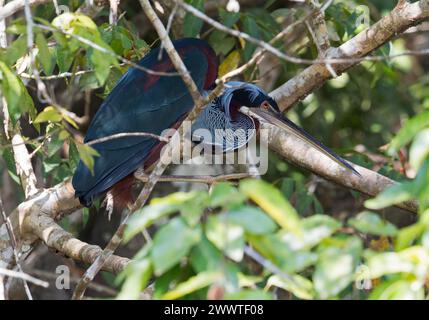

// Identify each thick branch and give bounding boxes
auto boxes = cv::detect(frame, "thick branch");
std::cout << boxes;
[1,0,426,296]
[25,213,129,274]
[1,181,129,274]
[263,123,418,213]
[0,182,80,268]
[9,134,37,197]
[272,0,429,110]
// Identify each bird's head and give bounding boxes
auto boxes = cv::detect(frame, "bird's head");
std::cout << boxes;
[215,81,360,176]
[220,81,281,122]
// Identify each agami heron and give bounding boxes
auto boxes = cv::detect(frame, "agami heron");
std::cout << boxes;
[72,38,358,208]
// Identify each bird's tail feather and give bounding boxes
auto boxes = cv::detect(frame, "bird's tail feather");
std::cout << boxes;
[108,175,136,211]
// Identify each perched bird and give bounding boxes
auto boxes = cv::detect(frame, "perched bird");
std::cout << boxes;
[72,38,218,207]
[192,81,360,175]
[73,39,358,209]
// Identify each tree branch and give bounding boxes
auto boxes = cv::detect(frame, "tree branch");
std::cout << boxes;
[0,0,49,21]
[0,181,130,274]
[1,0,427,299]
[134,170,255,184]
[71,0,210,299]
[25,212,129,274]
[262,123,418,213]
[272,0,429,110]
[0,267,48,288]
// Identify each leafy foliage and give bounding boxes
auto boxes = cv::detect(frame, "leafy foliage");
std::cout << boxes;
[1,0,429,301]
[119,180,429,300]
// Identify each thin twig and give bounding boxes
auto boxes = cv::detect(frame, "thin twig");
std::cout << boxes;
[86,132,169,146]
[305,0,336,77]
[244,246,298,285]
[134,170,254,184]
[34,24,180,77]
[158,2,178,60]
[26,268,117,296]
[0,0,50,21]
[71,0,209,299]
[19,63,126,80]
[219,10,313,82]
[179,0,429,66]
[0,267,49,288]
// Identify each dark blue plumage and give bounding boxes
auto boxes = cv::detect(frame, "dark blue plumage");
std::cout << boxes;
[72,38,217,207]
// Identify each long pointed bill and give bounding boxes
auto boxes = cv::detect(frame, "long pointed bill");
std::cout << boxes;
[250,108,361,176]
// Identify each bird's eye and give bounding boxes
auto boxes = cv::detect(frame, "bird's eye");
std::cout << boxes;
[261,102,270,110]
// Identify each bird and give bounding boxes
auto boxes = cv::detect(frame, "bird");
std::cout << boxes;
[73,39,359,209]
[191,81,360,176]
[72,38,218,208]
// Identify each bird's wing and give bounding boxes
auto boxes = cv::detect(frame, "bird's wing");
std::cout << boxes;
[72,39,215,206]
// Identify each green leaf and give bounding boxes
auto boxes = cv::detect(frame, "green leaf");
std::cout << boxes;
[125,202,178,242]
[56,44,75,73]
[4,36,27,66]
[117,259,152,300]
[88,47,114,85]
[226,206,277,235]
[265,274,314,300]
[206,214,244,262]
[34,106,63,123]
[280,178,295,199]
[52,12,117,84]
[180,191,208,227]
[150,218,201,275]
[313,251,355,299]
[225,289,273,300]
[280,215,341,250]
[125,191,205,241]
[313,236,363,299]
[68,141,80,170]
[209,182,245,208]
[369,279,425,300]
[36,33,55,75]
[238,273,263,288]
[395,223,425,251]
[82,207,89,228]
[248,234,317,273]
[161,271,223,300]
[409,128,429,171]
[208,33,236,55]
[42,157,61,174]
[218,50,241,77]
[59,129,70,140]
[367,246,429,279]
[76,143,100,174]
[348,211,398,237]
[190,235,223,273]
[388,111,429,154]
[219,8,240,27]
[241,14,260,60]
[365,182,414,210]
[52,12,99,31]
[240,179,301,234]
[153,265,183,299]
[183,0,205,37]
[0,61,34,123]
[2,148,20,185]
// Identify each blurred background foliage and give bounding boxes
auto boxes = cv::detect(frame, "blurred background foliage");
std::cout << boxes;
[0,0,429,299]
